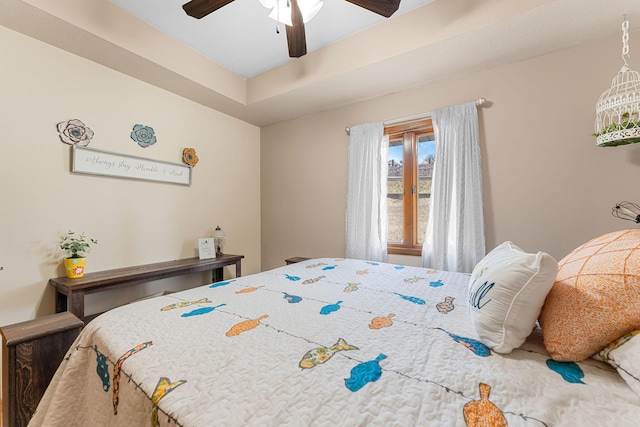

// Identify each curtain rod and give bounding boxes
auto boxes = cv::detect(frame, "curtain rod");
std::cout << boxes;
[344,97,486,135]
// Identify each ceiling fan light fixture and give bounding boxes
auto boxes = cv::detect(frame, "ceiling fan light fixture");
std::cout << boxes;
[260,0,324,26]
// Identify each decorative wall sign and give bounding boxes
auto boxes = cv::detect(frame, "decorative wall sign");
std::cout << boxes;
[72,146,191,185]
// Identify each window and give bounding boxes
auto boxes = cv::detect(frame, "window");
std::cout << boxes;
[386,119,435,256]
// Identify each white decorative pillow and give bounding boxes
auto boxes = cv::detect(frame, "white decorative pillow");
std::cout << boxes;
[468,241,558,354]
[595,330,640,398]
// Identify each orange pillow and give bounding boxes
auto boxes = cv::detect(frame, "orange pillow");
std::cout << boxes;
[539,229,640,361]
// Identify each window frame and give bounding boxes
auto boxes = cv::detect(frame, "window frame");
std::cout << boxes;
[385,118,434,256]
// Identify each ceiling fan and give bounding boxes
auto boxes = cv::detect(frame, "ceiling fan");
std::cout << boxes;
[182,0,401,58]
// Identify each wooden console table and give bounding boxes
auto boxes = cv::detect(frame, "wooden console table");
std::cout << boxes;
[49,254,244,321]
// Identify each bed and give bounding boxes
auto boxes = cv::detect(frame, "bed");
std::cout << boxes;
[27,256,640,426]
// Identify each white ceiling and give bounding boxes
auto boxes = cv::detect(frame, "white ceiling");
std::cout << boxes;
[2,0,640,126]
[110,0,434,78]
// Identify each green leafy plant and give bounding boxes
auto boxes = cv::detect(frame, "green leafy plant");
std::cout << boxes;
[59,230,98,258]
[593,111,640,137]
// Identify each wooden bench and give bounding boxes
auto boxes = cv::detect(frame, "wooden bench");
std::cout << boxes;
[49,254,244,322]
[1,312,84,427]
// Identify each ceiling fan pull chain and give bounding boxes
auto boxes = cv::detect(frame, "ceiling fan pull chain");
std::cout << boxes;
[622,15,630,67]
[286,0,291,32]
[274,0,282,34]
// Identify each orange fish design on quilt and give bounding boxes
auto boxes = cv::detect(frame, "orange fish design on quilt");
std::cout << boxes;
[302,275,326,284]
[369,313,395,329]
[226,315,269,336]
[112,341,153,415]
[436,297,455,314]
[463,383,507,427]
[235,285,265,294]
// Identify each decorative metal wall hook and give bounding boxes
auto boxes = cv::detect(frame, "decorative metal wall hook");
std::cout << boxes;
[612,201,640,223]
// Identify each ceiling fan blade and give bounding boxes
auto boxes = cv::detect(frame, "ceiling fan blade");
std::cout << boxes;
[286,0,307,58]
[346,0,401,18]
[182,0,235,19]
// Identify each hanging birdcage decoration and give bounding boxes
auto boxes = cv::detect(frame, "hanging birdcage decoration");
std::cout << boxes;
[594,17,640,147]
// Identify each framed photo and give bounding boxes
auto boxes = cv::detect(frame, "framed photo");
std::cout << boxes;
[198,238,216,259]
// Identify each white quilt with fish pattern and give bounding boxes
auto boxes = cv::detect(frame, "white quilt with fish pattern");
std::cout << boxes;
[30,258,640,426]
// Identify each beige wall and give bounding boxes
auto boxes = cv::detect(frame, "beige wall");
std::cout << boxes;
[0,25,261,329]
[261,32,640,271]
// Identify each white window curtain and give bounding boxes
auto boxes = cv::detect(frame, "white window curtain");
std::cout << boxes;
[345,122,389,262]
[421,102,485,273]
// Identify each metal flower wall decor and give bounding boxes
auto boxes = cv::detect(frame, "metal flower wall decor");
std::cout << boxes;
[182,148,199,167]
[130,124,157,148]
[57,119,94,146]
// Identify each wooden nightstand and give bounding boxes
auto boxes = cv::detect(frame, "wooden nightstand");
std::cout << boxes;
[285,257,311,265]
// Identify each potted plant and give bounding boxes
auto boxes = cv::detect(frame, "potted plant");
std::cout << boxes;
[59,230,98,278]
[594,111,640,146]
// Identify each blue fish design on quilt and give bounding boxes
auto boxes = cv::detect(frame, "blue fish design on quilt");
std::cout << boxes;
[345,354,387,392]
[93,345,110,391]
[283,292,302,303]
[322,265,337,270]
[394,292,426,305]
[436,328,491,357]
[366,261,379,266]
[429,279,444,287]
[209,279,236,288]
[285,274,301,281]
[181,304,226,317]
[394,265,405,270]
[546,359,585,384]
[320,301,343,315]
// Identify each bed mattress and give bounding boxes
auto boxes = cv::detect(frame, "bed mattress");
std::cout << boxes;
[30,258,640,426]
